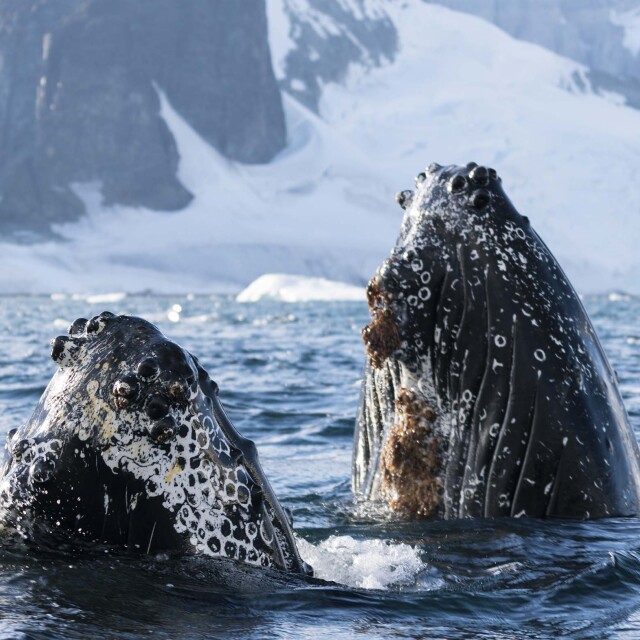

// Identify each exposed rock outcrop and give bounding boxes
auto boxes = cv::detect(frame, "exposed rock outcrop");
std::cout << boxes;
[270,0,398,112]
[0,0,285,236]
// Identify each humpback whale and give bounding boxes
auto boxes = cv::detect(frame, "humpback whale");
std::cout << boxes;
[353,163,640,520]
[1,164,636,581]
[0,313,311,575]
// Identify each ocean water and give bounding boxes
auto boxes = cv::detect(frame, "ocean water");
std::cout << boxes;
[1,294,640,639]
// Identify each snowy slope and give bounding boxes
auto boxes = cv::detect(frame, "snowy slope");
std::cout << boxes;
[0,93,398,294]
[1,1,640,294]
[311,2,640,293]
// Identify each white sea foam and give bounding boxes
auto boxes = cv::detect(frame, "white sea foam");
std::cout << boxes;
[236,274,365,303]
[608,292,632,302]
[52,318,71,330]
[296,535,425,590]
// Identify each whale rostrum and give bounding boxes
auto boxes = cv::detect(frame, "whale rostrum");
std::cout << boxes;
[354,163,640,520]
[0,313,312,575]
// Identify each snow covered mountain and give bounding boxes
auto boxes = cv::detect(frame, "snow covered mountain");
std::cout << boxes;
[1,0,639,294]
[266,0,397,111]
[268,0,640,110]
[431,0,640,109]
[433,0,640,84]
[0,1,284,236]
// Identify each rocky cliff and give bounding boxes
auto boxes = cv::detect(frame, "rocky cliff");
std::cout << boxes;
[0,0,285,237]
[268,0,398,112]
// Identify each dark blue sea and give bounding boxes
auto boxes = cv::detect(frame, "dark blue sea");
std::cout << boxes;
[1,293,640,639]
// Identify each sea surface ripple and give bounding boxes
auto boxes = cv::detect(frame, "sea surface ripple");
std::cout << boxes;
[0,294,639,639]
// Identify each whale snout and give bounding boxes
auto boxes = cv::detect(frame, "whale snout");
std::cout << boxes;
[0,313,311,575]
[354,161,640,522]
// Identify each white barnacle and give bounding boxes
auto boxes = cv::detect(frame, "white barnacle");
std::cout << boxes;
[534,349,546,362]
[498,494,511,507]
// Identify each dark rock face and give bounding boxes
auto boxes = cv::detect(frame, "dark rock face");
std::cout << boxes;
[0,0,285,236]
[276,0,398,112]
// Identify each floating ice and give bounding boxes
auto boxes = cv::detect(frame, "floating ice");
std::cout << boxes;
[85,292,127,304]
[236,274,365,303]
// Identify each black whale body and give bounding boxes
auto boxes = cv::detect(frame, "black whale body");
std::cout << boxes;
[0,313,311,576]
[354,162,640,520]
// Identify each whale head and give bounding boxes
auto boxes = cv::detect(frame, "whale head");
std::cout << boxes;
[354,163,640,520]
[0,313,311,575]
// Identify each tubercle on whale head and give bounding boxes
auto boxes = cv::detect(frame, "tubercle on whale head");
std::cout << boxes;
[2,313,312,576]
[362,162,513,370]
[49,311,115,368]
[367,159,510,347]
[47,311,199,450]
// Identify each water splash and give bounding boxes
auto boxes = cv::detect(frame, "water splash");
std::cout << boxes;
[296,535,425,590]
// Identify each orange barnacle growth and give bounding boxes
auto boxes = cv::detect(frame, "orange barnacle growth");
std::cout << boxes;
[361,277,401,369]
[380,389,442,518]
